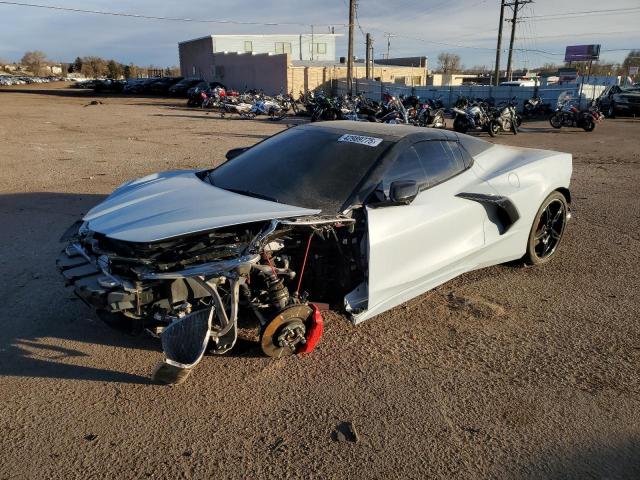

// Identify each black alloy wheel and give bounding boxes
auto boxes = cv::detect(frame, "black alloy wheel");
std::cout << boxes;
[524,192,568,265]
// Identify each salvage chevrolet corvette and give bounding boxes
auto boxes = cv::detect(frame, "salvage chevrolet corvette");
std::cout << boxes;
[57,121,572,383]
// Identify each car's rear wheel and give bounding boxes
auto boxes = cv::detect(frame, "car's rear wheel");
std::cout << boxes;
[524,191,568,265]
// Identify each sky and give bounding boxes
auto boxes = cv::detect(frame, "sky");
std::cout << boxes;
[0,0,638,69]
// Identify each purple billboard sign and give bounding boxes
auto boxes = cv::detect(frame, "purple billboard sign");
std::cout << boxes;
[564,45,601,62]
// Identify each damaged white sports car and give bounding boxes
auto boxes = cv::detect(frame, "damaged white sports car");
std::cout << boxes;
[57,121,572,384]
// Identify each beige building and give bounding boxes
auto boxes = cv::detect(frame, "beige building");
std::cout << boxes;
[427,73,479,86]
[179,36,426,98]
[181,51,426,97]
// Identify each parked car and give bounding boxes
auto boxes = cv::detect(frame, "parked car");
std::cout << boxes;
[93,79,126,93]
[57,121,572,384]
[148,77,183,95]
[597,85,640,117]
[168,78,204,97]
[122,78,161,94]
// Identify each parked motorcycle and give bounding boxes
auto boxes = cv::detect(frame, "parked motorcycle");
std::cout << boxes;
[452,98,493,135]
[488,97,519,136]
[414,98,446,128]
[549,100,601,132]
[523,96,552,118]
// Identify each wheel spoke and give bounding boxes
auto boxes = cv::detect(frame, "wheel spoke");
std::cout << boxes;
[533,199,566,259]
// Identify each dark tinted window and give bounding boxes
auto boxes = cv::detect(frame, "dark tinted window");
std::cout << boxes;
[413,141,467,186]
[382,146,427,192]
[208,127,391,212]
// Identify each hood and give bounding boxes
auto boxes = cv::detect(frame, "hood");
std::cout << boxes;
[83,170,320,242]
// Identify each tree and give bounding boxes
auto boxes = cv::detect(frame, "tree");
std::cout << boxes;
[80,56,107,78]
[622,50,640,73]
[437,52,461,74]
[123,63,138,79]
[71,56,83,73]
[106,60,123,79]
[21,50,47,75]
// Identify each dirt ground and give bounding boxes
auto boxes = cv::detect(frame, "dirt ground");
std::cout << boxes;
[1,83,639,480]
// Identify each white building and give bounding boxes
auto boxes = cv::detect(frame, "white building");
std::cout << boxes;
[179,33,341,69]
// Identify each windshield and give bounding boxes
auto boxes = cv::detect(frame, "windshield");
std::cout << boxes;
[208,126,392,212]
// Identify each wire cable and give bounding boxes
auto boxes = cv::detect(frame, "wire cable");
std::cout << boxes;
[0,1,347,27]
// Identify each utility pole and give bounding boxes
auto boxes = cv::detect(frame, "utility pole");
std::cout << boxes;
[505,0,532,82]
[494,0,506,86]
[365,33,372,79]
[347,0,356,94]
[384,33,395,59]
[505,0,518,81]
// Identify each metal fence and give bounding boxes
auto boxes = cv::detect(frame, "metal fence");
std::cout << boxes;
[335,79,607,111]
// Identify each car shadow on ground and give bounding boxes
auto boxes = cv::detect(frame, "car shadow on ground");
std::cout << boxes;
[509,437,640,479]
[0,192,159,384]
[151,111,309,126]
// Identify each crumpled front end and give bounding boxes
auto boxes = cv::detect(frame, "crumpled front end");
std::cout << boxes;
[57,213,365,384]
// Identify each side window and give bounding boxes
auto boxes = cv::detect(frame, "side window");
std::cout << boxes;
[382,146,427,193]
[412,141,467,186]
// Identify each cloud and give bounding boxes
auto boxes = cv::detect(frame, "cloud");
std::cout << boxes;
[0,0,637,67]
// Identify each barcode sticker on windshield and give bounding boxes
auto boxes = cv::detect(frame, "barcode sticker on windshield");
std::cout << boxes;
[338,134,383,147]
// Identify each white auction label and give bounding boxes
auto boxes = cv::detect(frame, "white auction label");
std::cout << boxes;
[338,134,383,147]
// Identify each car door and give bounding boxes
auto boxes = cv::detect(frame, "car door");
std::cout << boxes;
[363,140,489,319]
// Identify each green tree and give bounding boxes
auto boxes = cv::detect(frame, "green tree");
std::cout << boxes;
[72,56,83,73]
[106,60,123,79]
[123,63,138,79]
[21,50,47,75]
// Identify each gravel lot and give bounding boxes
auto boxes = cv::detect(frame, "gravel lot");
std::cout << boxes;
[1,84,639,479]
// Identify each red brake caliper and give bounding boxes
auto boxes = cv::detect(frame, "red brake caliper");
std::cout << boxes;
[296,303,324,354]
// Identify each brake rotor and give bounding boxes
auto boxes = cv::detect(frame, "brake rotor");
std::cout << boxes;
[260,304,313,358]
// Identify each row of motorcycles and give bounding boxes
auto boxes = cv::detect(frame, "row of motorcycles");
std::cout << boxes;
[303,92,447,128]
[452,96,521,137]
[188,86,296,120]
[186,85,604,133]
[186,86,447,128]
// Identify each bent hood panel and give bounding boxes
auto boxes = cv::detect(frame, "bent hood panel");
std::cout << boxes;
[83,170,320,242]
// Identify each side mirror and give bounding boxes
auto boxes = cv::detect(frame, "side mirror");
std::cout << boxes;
[390,180,419,205]
[225,147,249,161]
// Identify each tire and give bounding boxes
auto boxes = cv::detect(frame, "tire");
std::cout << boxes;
[523,191,568,266]
[607,102,616,118]
[549,114,562,129]
[453,116,469,134]
[512,118,518,135]
[582,117,596,132]
[488,120,499,137]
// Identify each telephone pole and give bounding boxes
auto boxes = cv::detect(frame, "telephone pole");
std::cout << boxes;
[384,33,396,59]
[493,0,506,86]
[347,0,356,94]
[505,0,532,81]
[365,33,372,79]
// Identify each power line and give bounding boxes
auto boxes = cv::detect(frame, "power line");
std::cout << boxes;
[0,1,347,27]
[519,6,640,20]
